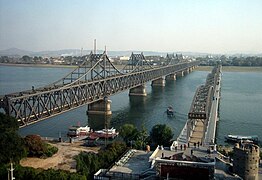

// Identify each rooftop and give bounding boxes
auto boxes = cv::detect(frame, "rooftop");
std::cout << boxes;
[151,145,216,165]
[109,150,152,175]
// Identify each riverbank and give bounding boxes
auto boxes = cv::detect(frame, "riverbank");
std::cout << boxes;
[196,66,262,72]
[20,141,99,172]
[0,63,77,68]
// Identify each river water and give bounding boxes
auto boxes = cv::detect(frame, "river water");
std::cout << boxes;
[0,65,261,145]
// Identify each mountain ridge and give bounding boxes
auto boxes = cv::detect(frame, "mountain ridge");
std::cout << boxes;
[0,48,261,57]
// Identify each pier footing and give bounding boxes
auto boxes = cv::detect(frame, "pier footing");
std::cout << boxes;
[87,99,112,115]
[166,74,176,80]
[129,85,147,96]
[151,77,166,86]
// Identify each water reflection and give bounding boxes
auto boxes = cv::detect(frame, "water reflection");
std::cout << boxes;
[88,114,112,131]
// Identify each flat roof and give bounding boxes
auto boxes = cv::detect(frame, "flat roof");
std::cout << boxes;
[153,146,216,164]
[109,150,152,175]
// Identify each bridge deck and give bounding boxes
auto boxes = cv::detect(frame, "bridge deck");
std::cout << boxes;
[189,121,204,144]
[177,65,221,146]
[204,72,221,144]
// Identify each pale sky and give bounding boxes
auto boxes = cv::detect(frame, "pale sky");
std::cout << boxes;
[0,0,262,54]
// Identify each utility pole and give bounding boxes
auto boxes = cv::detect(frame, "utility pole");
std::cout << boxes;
[94,39,97,54]
[104,96,108,147]
[8,162,15,180]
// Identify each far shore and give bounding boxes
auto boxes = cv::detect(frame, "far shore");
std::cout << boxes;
[1,63,262,72]
[195,66,262,72]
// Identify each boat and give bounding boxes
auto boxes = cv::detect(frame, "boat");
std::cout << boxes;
[92,127,119,139]
[167,106,174,116]
[67,125,90,137]
[225,134,258,144]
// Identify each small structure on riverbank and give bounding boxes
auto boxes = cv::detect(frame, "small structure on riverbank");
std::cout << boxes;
[233,143,260,180]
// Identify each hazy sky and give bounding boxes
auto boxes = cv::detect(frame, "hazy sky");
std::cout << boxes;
[0,0,262,53]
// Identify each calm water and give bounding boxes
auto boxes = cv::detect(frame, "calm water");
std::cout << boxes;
[0,66,261,145]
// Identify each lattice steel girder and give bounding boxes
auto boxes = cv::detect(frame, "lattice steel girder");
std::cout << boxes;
[1,61,199,127]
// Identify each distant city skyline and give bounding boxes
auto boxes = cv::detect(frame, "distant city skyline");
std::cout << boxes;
[0,0,262,54]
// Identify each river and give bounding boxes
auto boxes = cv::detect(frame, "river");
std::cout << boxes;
[0,65,261,145]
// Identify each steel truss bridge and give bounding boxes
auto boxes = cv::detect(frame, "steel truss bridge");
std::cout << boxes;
[0,52,199,127]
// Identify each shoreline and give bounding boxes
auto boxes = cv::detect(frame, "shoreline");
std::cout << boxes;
[195,66,262,72]
[0,63,77,68]
[1,63,262,72]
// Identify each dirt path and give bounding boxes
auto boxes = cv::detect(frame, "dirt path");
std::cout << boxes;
[20,142,100,172]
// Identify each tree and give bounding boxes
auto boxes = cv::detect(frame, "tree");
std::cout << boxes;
[24,134,58,157]
[0,113,26,164]
[134,124,148,150]
[119,124,138,144]
[21,55,32,63]
[150,124,173,147]
[24,134,45,157]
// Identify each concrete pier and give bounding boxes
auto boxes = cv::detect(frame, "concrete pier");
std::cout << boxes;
[87,99,112,115]
[184,68,190,75]
[176,71,184,77]
[166,74,176,80]
[151,77,165,86]
[129,85,147,96]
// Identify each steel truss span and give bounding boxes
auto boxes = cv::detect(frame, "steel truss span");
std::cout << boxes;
[0,52,199,127]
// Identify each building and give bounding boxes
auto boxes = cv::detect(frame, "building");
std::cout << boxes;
[233,143,260,180]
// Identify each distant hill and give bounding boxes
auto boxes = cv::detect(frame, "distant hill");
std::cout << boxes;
[0,48,211,57]
[0,48,33,56]
[0,48,260,57]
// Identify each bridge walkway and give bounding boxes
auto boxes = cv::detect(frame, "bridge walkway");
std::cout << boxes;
[204,72,221,145]
[189,121,204,145]
[177,65,221,147]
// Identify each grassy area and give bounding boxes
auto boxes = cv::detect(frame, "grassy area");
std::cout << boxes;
[196,66,262,72]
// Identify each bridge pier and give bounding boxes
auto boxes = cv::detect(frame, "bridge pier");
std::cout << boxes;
[184,68,190,75]
[165,74,176,80]
[87,99,112,116]
[151,77,165,86]
[129,85,147,96]
[177,71,184,77]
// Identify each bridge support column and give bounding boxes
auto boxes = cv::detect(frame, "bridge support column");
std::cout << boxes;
[151,77,165,86]
[87,99,112,116]
[177,71,184,77]
[185,68,190,75]
[129,85,147,96]
[166,74,176,80]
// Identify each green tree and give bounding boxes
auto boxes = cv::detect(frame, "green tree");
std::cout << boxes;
[76,141,126,179]
[0,113,26,164]
[119,124,138,145]
[134,124,148,150]
[21,55,32,63]
[150,124,173,147]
